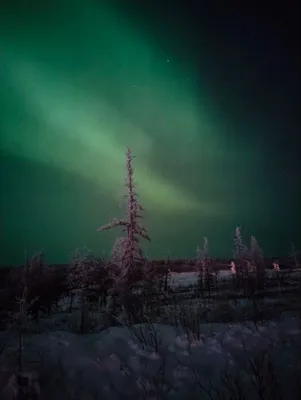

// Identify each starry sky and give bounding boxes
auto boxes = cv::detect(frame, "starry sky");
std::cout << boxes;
[0,0,300,265]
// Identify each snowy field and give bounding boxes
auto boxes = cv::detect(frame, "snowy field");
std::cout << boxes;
[0,267,300,399]
[0,304,300,399]
[166,269,236,289]
[168,268,301,289]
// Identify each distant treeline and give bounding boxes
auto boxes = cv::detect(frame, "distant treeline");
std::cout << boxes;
[0,256,297,275]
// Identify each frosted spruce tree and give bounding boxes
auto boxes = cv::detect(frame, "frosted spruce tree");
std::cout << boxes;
[196,237,210,293]
[233,226,247,259]
[97,147,150,292]
[232,226,250,277]
[290,242,300,269]
[250,235,265,291]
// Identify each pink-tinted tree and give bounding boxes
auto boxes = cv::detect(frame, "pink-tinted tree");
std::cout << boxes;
[97,147,150,296]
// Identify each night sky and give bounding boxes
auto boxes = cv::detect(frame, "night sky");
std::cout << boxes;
[0,1,300,265]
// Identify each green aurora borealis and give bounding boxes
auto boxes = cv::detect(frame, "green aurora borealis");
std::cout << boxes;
[0,1,300,264]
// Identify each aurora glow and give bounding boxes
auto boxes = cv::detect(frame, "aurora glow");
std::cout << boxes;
[0,1,300,264]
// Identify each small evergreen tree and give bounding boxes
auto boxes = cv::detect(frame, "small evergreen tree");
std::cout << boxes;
[290,242,300,268]
[196,237,210,294]
[233,226,248,259]
[67,249,92,333]
[232,226,250,295]
[250,236,263,262]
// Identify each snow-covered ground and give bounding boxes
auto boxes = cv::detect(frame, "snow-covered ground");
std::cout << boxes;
[0,267,300,399]
[1,312,300,399]
[168,270,235,289]
[168,268,301,289]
